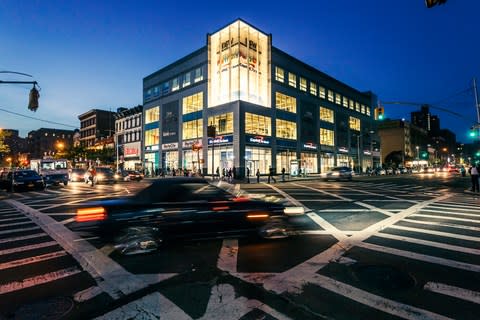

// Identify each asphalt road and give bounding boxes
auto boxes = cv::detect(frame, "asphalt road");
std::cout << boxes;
[0,173,479,319]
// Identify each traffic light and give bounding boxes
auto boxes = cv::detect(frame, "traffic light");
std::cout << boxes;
[28,84,40,112]
[375,107,385,120]
[420,151,429,159]
[425,0,447,8]
[476,151,480,158]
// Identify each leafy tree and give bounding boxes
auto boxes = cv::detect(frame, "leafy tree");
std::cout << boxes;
[384,150,404,167]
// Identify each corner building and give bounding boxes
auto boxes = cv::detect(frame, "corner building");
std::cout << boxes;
[143,19,378,177]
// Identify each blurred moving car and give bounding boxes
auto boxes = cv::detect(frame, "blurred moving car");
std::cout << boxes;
[84,167,116,184]
[72,178,304,255]
[69,168,86,182]
[0,169,45,192]
[321,166,353,181]
[122,170,144,181]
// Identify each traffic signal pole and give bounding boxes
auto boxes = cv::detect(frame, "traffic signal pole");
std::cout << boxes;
[473,78,480,137]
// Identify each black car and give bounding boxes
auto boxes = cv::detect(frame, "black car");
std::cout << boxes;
[321,166,353,181]
[72,178,304,255]
[0,169,45,192]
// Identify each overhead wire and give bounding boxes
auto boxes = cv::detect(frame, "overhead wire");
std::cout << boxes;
[0,106,77,129]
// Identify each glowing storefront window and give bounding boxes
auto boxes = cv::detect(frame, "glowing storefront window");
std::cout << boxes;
[288,73,297,88]
[182,92,203,114]
[301,153,318,174]
[245,147,272,175]
[310,82,317,96]
[327,90,334,102]
[208,112,233,135]
[335,93,341,105]
[209,20,270,107]
[245,112,271,136]
[276,119,297,139]
[320,128,334,146]
[182,119,203,140]
[276,150,296,174]
[320,107,334,123]
[349,116,361,131]
[319,86,326,99]
[275,66,284,82]
[299,77,307,92]
[145,128,159,146]
[275,92,297,113]
[145,107,160,124]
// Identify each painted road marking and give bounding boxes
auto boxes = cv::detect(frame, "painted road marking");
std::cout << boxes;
[0,232,47,245]
[424,282,480,305]
[430,203,480,210]
[0,216,29,222]
[217,239,238,273]
[0,267,81,295]
[410,213,480,224]
[0,240,58,256]
[420,209,480,218]
[402,218,480,232]
[0,251,68,271]
[374,232,480,255]
[357,242,480,273]
[6,199,148,300]
[0,226,40,236]
[73,286,104,302]
[0,221,34,228]
[388,224,480,242]
[307,273,452,320]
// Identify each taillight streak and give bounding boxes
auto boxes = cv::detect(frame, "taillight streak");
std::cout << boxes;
[76,207,107,222]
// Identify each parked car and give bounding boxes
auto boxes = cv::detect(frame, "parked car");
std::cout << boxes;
[0,169,45,192]
[321,166,353,181]
[122,170,144,181]
[374,168,386,175]
[69,168,86,182]
[71,178,305,255]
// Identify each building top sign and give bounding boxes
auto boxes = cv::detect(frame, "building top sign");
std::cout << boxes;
[338,147,349,153]
[208,135,233,145]
[247,135,270,145]
[302,142,317,150]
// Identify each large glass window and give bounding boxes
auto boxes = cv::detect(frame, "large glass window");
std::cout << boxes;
[320,107,334,123]
[183,92,203,114]
[245,147,272,174]
[310,82,317,96]
[172,77,179,91]
[183,150,203,171]
[208,112,233,135]
[342,96,348,108]
[319,86,326,99]
[301,153,318,174]
[183,72,191,87]
[145,128,159,146]
[245,113,271,136]
[276,150,296,175]
[335,93,341,105]
[145,106,160,124]
[162,82,169,95]
[194,67,203,82]
[275,92,297,113]
[355,102,360,112]
[182,119,203,140]
[275,66,284,82]
[299,77,307,92]
[320,128,334,146]
[327,90,334,102]
[276,119,297,139]
[366,106,371,116]
[361,104,366,114]
[208,146,234,174]
[288,73,297,88]
[349,116,361,131]
[349,99,355,110]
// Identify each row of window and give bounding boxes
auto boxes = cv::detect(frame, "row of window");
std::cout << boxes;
[275,66,371,117]
[116,116,141,132]
[144,67,204,101]
[119,131,141,144]
[80,118,96,128]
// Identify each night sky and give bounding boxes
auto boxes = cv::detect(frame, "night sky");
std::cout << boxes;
[1,0,479,142]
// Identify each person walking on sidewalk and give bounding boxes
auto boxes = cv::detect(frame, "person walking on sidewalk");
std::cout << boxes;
[268,166,276,183]
[281,167,286,182]
[256,169,260,183]
[246,167,250,183]
[469,163,479,192]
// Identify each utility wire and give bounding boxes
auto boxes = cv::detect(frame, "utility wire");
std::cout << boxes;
[432,86,473,105]
[0,107,77,129]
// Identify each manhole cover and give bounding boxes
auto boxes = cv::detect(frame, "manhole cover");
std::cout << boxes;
[354,265,415,291]
[14,296,74,320]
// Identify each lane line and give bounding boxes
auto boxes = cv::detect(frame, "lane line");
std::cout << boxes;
[0,232,48,245]
[0,216,29,222]
[388,224,480,242]
[6,199,149,300]
[0,221,34,228]
[263,193,452,294]
[0,226,40,236]
[266,183,348,241]
[217,239,238,273]
[0,267,82,295]
[374,232,480,255]
[402,218,480,232]
[0,250,68,271]
[73,286,104,302]
[430,203,480,210]
[424,282,480,305]
[410,213,480,224]
[307,273,452,320]
[421,208,480,217]
[0,240,58,256]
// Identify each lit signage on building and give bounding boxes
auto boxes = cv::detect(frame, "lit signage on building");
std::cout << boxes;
[363,150,372,155]
[162,142,178,150]
[247,135,270,145]
[182,140,202,149]
[208,135,233,145]
[209,20,270,108]
[145,145,159,151]
[303,142,317,150]
[124,142,141,157]
[338,147,349,153]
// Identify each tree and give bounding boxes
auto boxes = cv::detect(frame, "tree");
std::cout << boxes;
[385,150,404,167]
[0,130,11,154]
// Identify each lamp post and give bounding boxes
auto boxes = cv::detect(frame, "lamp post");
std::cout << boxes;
[207,124,216,180]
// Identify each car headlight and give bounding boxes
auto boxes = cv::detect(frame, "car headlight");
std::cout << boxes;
[332,172,340,176]
[114,174,120,179]
[97,174,105,180]
[284,207,305,216]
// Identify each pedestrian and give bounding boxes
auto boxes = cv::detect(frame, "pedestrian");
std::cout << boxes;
[268,166,276,183]
[216,167,220,180]
[469,163,479,192]
[461,165,466,177]
[256,168,260,183]
[233,166,237,180]
[246,167,250,183]
[281,167,286,182]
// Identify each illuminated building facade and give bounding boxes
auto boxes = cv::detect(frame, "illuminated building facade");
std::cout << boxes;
[143,19,378,176]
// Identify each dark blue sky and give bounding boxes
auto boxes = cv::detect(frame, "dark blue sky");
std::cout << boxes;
[1,0,479,142]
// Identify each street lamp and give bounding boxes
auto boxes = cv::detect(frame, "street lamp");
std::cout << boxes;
[207,124,216,180]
